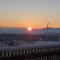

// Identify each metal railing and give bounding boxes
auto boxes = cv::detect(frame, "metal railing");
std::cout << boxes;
[0,46,60,60]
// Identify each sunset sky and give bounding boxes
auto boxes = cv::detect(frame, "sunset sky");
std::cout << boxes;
[0,0,60,29]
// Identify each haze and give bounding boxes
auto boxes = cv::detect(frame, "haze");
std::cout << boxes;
[0,0,60,29]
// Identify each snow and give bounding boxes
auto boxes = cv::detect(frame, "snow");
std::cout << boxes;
[0,41,60,51]
[0,28,60,51]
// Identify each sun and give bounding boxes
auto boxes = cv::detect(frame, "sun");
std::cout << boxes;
[27,27,32,31]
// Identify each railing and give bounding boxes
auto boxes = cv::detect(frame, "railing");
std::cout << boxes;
[0,46,60,60]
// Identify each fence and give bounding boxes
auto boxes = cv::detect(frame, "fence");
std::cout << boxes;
[0,45,60,60]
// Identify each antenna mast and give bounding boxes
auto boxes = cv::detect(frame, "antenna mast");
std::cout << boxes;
[46,22,49,40]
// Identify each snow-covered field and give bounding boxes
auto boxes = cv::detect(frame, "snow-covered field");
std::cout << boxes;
[0,41,60,51]
[0,28,60,50]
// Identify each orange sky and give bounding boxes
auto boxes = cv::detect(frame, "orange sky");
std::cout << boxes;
[0,0,60,29]
[0,19,60,29]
